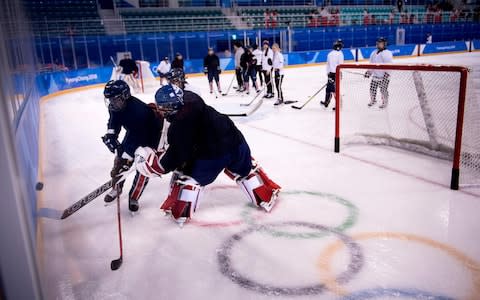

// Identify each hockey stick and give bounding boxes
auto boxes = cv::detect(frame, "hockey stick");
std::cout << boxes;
[37,168,134,220]
[240,72,271,107]
[291,84,327,110]
[227,99,264,117]
[110,185,123,271]
[222,75,235,96]
[110,56,117,68]
[240,88,264,107]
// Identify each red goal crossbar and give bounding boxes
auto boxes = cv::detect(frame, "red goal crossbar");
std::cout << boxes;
[334,64,469,190]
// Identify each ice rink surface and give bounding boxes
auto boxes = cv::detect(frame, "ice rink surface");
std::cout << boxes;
[37,52,480,300]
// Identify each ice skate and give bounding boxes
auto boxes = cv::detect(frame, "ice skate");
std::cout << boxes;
[129,198,139,212]
[367,100,377,107]
[104,188,121,204]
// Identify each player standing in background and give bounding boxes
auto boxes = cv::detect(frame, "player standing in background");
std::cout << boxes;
[134,75,281,226]
[252,44,264,87]
[240,45,260,95]
[321,39,344,110]
[203,48,222,95]
[262,40,274,99]
[171,53,184,70]
[365,37,393,109]
[101,80,164,212]
[117,53,140,92]
[233,41,245,92]
[156,57,171,85]
[272,43,285,106]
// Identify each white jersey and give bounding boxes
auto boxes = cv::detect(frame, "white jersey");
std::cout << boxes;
[272,51,284,75]
[234,47,244,68]
[369,49,393,78]
[253,49,263,66]
[261,47,274,71]
[326,50,344,74]
[157,61,171,74]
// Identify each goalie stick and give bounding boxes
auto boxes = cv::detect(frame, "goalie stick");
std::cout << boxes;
[291,84,327,110]
[37,168,134,220]
[110,56,117,68]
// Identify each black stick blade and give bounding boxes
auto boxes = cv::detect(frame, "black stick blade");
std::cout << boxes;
[291,105,302,109]
[111,257,123,270]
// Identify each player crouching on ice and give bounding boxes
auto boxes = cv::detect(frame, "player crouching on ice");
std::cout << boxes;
[102,80,164,212]
[134,71,281,226]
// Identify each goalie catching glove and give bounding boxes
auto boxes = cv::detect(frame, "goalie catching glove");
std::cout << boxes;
[134,146,165,177]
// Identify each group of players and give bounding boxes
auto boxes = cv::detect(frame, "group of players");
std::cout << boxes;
[103,68,281,226]
[203,40,285,105]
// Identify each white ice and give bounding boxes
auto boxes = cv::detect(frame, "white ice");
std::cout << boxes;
[37,52,480,300]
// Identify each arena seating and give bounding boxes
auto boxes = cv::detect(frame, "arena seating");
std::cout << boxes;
[120,8,235,32]
[23,0,104,35]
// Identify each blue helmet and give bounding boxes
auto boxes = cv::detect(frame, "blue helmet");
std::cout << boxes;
[104,80,130,112]
[155,84,184,118]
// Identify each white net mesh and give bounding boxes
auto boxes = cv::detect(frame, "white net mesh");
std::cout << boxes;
[337,65,480,187]
[136,60,159,94]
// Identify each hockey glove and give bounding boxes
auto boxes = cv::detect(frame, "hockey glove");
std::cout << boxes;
[134,147,165,178]
[102,133,120,153]
[267,58,273,66]
[111,156,133,183]
[203,67,208,74]
[217,66,222,74]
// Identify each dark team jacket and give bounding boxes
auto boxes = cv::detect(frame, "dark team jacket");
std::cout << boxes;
[203,54,220,72]
[108,96,164,157]
[118,58,138,75]
[171,58,184,69]
[240,52,256,71]
[160,90,245,172]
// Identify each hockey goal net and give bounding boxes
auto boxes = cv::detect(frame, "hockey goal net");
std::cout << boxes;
[136,60,158,94]
[335,64,480,190]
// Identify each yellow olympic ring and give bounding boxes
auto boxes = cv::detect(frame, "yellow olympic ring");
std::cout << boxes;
[317,232,480,300]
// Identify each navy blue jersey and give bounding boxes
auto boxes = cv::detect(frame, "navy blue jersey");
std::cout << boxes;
[160,91,245,172]
[108,96,163,157]
[203,54,220,72]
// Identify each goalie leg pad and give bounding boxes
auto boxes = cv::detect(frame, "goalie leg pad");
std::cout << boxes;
[160,173,203,224]
[230,161,281,212]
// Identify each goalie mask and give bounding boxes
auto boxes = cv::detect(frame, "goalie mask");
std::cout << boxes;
[155,84,184,119]
[104,80,130,112]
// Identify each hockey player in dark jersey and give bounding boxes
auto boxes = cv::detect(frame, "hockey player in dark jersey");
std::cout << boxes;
[102,80,164,212]
[240,45,260,95]
[134,70,281,226]
[203,48,222,94]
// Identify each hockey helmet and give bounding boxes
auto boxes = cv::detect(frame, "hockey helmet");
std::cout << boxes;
[104,80,130,112]
[155,84,184,118]
[333,39,344,50]
[376,37,387,48]
[166,68,187,89]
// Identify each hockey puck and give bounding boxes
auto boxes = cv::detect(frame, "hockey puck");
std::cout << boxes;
[36,182,44,191]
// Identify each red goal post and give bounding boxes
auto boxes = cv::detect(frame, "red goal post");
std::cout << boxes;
[334,63,469,190]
